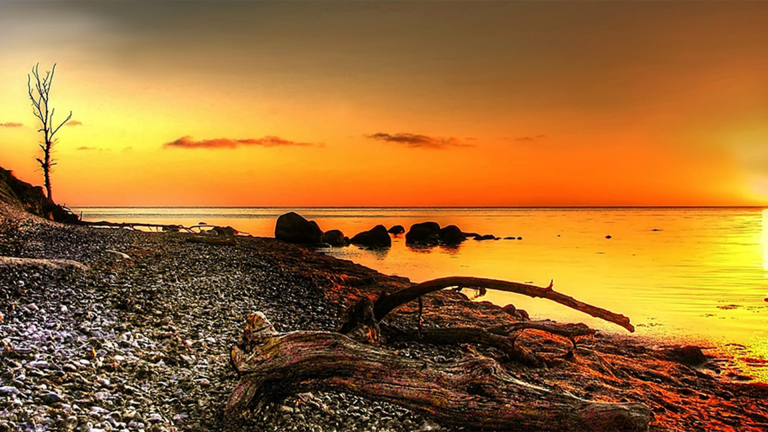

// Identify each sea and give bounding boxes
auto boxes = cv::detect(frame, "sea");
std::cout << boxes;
[73,206,768,381]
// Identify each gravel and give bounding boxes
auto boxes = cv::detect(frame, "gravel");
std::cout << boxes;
[0,206,453,432]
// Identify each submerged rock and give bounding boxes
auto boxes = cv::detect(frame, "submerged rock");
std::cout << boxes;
[275,212,323,244]
[664,346,708,367]
[322,230,348,247]
[388,225,405,235]
[350,225,391,248]
[438,225,466,245]
[212,226,238,237]
[405,222,441,246]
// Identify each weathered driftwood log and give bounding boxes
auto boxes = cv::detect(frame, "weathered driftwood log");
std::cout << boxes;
[385,321,596,366]
[373,276,635,332]
[227,312,651,431]
[488,321,597,346]
[78,220,190,232]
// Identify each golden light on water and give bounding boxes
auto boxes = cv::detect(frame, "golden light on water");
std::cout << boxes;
[763,209,768,273]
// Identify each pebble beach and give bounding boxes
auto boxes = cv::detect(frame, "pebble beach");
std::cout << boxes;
[2,203,768,432]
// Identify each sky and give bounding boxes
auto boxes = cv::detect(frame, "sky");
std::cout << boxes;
[1,1,768,207]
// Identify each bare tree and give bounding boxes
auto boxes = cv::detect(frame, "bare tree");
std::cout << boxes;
[27,63,72,202]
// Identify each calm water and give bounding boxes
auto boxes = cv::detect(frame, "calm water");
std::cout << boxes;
[74,207,768,380]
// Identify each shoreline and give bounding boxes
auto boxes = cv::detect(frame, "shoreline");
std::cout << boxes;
[74,207,768,383]
[2,205,768,431]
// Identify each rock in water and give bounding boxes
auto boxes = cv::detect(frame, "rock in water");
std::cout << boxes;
[664,345,708,367]
[275,212,323,244]
[438,225,466,245]
[405,222,441,246]
[350,225,391,248]
[212,226,238,237]
[322,229,348,247]
[388,225,405,235]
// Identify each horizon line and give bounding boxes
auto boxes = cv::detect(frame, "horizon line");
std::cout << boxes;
[69,205,768,209]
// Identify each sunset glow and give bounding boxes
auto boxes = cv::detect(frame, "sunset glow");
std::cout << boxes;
[1,1,767,207]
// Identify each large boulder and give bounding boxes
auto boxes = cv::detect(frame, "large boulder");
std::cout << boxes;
[350,225,391,248]
[322,229,348,247]
[405,222,441,246]
[388,225,405,235]
[438,225,466,245]
[275,212,323,244]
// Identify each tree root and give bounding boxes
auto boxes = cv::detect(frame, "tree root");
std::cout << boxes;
[226,312,651,431]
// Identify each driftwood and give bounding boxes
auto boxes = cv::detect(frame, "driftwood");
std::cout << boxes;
[79,221,244,238]
[227,276,649,429]
[227,313,651,431]
[78,220,191,232]
[373,277,635,332]
[386,321,596,366]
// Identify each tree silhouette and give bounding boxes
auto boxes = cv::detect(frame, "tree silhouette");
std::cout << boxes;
[27,63,72,202]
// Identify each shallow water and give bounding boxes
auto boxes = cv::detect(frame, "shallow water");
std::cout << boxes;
[74,207,768,381]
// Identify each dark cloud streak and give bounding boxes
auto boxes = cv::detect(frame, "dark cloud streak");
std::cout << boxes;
[163,135,314,149]
[0,122,22,128]
[366,132,472,149]
[506,134,547,143]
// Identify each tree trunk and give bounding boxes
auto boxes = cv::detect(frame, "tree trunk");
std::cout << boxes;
[226,313,651,431]
[43,141,52,202]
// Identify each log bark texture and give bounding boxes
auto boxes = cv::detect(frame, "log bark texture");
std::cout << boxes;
[227,313,650,431]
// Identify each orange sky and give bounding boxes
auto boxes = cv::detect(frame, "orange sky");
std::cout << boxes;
[1,1,767,207]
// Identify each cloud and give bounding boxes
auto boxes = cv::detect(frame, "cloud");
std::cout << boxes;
[66,120,83,126]
[163,135,314,149]
[365,132,473,149]
[509,134,547,143]
[0,122,23,128]
[77,146,110,152]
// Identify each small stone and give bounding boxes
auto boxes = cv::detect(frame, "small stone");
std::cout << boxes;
[172,413,188,421]
[279,405,294,413]
[65,416,78,429]
[26,360,49,369]
[147,413,162,422]
[42,391,64,404]
[91,407,110,417]
[0,386,20,396]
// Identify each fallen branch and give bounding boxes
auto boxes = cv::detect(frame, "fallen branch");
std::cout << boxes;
[385,321,595,366]
[374,277,634,332]
[226,312,651,431]
[488,321,596,347]
[78,220,191,233]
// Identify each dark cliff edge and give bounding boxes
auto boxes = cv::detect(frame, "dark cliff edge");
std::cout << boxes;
[0,166,79,223]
